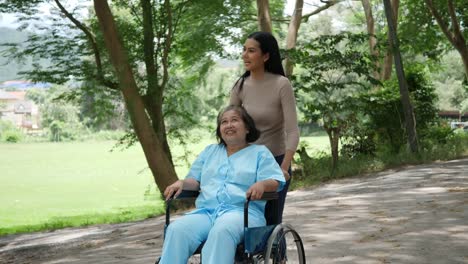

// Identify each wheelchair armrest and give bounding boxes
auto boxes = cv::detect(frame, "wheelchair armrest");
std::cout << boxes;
[259,192,279,201]
[244,192,278,228]
[165,190,200,227]
[168,190,200,200]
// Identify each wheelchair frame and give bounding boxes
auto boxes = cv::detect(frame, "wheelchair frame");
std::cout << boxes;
[156,190,306,264]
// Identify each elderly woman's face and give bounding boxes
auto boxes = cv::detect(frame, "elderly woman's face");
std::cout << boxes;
[220,110,248,146]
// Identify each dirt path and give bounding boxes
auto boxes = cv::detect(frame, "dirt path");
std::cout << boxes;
[1,158,468,264]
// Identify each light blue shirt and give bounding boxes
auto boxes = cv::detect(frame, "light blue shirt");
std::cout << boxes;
[186,144,285,222]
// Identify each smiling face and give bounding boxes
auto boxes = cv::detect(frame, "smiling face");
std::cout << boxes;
[219,109,249,146]
[242,38,269,73]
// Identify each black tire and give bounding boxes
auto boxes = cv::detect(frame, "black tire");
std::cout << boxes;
[263,223,306,264]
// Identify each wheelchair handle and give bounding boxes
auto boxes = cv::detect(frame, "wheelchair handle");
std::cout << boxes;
[165,190,200,227]
[244,192,279,228]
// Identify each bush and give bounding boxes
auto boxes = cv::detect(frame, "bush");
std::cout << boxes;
[2,130,22,143]
[0,120,23,143]
[420,123,454,146]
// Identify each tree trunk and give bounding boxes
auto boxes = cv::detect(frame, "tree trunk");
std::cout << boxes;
[361,0,381,81]
[140,0,173,165]
[383,0,418,153]
[256,0,272,32]
[325,126,340,173]
[381,0,399,80]
[296,146,313,178]
[459,48,468,81]
[93,0,178,193]
[285,0,303,78]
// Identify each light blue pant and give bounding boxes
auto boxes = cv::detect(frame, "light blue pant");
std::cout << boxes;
[159,210,265,264]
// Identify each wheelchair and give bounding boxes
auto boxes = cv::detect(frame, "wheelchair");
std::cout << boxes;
[155,190,306,264]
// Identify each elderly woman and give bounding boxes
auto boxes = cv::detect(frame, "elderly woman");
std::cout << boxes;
[159,105,285,264]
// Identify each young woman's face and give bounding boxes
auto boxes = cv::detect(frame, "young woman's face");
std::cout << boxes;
[242,38,269,73]
[220,110,248,146]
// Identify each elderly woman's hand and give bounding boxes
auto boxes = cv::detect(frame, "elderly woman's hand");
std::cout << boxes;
[246,179,280,200]
[246,182,266,200]
[164,180,184,201]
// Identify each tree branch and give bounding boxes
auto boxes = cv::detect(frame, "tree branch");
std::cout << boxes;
[301,0,346,20]
[53,0,107,86]
[423,0,455,44]
[140,0,158,91]
[161,0,172,89]
[447,0,465,45]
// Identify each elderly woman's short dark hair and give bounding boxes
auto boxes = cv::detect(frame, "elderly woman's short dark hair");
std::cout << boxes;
[216,105,260,146]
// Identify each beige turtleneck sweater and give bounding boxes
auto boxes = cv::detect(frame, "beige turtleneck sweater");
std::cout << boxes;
[229,72,300,156]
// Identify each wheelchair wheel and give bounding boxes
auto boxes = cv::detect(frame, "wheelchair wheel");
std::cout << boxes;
[263,223,306,264]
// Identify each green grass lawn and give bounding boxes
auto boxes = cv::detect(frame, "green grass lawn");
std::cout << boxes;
[0,142,153,231]
[300,135,330,153]
[0,135,329,235]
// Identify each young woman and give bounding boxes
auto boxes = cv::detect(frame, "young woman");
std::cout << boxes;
[159,105,285,264]
[230,31,300,223]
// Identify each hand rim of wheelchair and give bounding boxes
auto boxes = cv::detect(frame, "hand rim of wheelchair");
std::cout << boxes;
[262,223,306,264]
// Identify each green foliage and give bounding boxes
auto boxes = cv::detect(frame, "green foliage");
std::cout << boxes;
[420,122,454,145]
[430,51,466,110]
[67,81,128,131]
[360,85,404,153]
[25,84,128,141]
[0,120,23,143]
[340,119,376,158]
[291,32,379,124]
[398,0,449,60]
[358,65,439,155]
[399,0,468,61]
[291,32,379,168]
[40,88,86,141]
[2,129,22,142]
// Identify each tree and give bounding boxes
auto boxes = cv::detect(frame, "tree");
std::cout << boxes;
[291,32,378,171]
[383,0,418,153]
[93,0,178,191]
[0,0,251,193]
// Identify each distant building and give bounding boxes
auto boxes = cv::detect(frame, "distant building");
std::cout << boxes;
[439,110,468,122]
[0,89,40,130]
[0,80,51,90]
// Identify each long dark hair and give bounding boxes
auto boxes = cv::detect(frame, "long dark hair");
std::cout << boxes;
[216,105,260,146]
[234,32,285,92]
